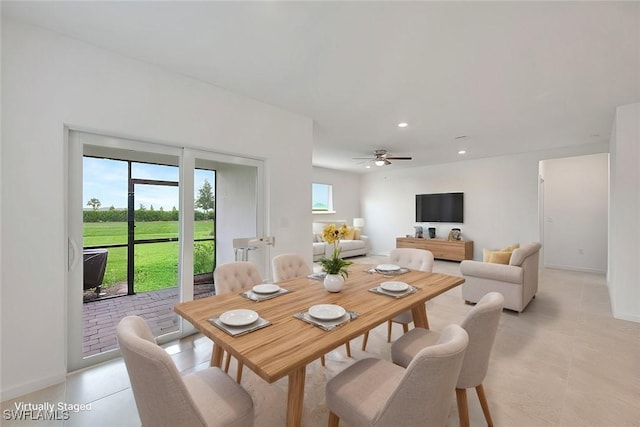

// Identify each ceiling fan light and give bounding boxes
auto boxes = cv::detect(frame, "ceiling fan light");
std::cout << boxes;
[374,159,386,166]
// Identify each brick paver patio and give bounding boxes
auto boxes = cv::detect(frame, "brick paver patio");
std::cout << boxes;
[82,284,214,357]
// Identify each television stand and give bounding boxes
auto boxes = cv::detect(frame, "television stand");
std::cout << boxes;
[396,237,473,262]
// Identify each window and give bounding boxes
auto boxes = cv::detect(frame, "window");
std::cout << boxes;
[312,183,334,213]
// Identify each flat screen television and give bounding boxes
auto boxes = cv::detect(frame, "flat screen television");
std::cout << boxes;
[415,192,464,223]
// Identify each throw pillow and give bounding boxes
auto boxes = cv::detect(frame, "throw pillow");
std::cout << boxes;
[342,227,356,240]
[483,243,519,263]
[482,248,495,262]
[488,251,512,264]
[501,243,520,251]
[353,228,361,240]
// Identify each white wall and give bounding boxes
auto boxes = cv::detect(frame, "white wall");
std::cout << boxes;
[312,166,362,231]
[0,20,313,399]
[361,145,609,258]
[608,103,640,323]
[541,154,609,273]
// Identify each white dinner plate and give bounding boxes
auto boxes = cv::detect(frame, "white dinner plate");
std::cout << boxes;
[308,304,346,321]
[252,284,281,294]
[376,264,401,272]
[380,281,409,292]
[219,309,259,327]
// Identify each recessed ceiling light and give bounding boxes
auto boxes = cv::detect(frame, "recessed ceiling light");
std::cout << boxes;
[398,122,408,128]
[458,150,466,155]
[365,165,371,169]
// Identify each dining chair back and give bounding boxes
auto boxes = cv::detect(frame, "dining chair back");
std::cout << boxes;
[390,247,435,272]
[362,248,435,350]
[391,292,504,427]
[116,316,254,427]
[213,261,264,382]
[214,261,264,294]
[327,324,469,427]
[271,253,312,282]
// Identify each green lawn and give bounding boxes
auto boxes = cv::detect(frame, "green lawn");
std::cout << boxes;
[84,221,214,292]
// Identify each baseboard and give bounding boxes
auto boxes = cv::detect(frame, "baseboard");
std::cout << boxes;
[612,311,640,324]
[544,264,606,274]
[1,372,66,402]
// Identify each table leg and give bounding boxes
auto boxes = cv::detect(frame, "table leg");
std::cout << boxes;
[411,303,430,329]
[286,366,306,427]
[210,344,224,368]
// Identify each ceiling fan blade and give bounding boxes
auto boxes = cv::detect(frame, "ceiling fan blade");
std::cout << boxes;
[385,156,412,160]
[352,157,376,160]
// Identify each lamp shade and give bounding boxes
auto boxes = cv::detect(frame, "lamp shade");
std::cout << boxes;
[353,218,365,228]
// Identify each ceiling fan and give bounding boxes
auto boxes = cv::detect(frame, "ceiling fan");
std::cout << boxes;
[353,149,413,166]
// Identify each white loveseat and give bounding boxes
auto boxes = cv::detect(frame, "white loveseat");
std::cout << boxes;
[313,234,370,261]
[460,242,542,312]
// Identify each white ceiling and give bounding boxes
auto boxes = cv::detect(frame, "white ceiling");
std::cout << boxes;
[3,1,639,172]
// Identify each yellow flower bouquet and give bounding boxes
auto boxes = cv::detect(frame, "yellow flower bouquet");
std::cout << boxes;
[319,223,353,278]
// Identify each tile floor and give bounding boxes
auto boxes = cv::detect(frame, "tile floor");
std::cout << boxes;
[3,257,640,426]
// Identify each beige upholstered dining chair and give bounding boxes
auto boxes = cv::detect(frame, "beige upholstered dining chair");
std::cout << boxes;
[326,324,468,427]
[391,292,504,427]
[361,247,435,351]
[116,316,254,427]
[214,261,264,382]
[271,253,351,365]
[271,253,312,282]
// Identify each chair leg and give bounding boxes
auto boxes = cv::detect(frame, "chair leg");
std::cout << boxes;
[387,320,393,342]
[224,352,231,373]
[328,411,340,427]
[345,342,351,358]
[361,331,370,351]
[476,384,494,427]
[402,323,409,333]
[320,355,326,367]
[236,361,244,383]
[456,388,470,427]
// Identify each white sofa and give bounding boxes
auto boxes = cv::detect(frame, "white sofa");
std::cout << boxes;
[460,242,542,312]
[313,235,370,261]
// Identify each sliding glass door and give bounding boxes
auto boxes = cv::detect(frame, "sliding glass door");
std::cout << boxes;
[67,130,264,371]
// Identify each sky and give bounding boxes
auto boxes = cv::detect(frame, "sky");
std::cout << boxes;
[312,183,330,209]
[83,157,214,210]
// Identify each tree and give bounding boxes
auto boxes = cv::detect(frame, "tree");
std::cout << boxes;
[87,198,101,211]
[195,179,215,214]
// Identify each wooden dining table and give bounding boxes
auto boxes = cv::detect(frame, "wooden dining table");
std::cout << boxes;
[174,264,464,427]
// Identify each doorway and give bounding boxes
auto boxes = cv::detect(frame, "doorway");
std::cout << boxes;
[67,130,264,371]
[538,153,609,273]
